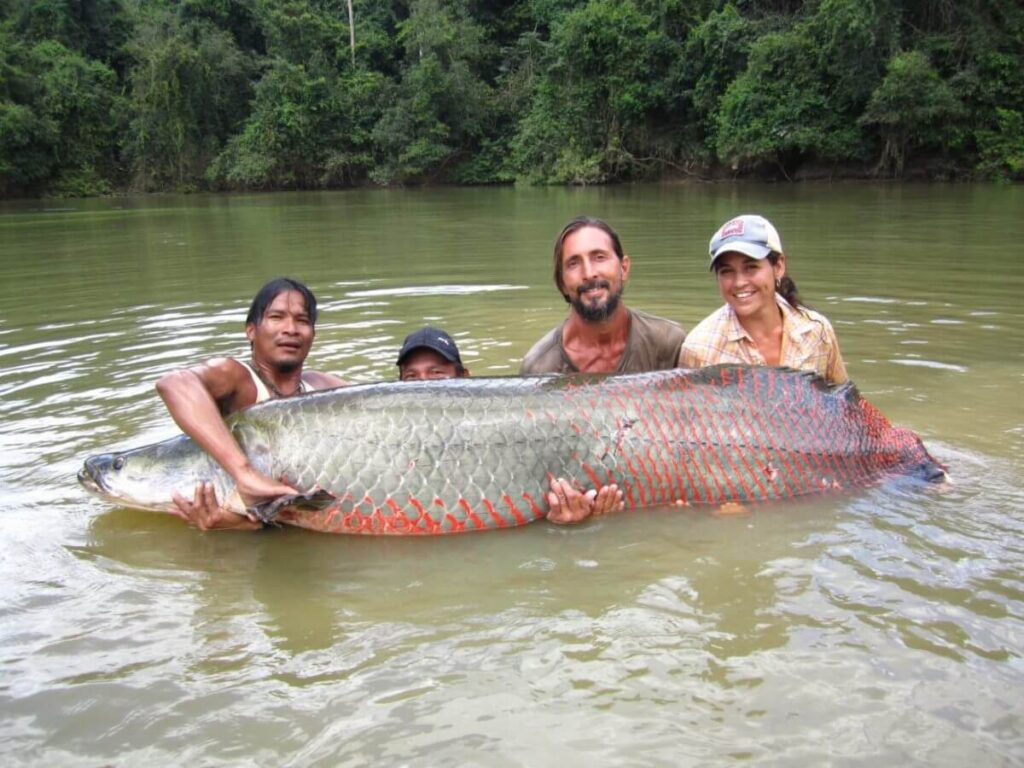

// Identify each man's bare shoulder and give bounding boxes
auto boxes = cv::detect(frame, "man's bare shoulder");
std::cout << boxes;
[193,356,250,376]
[303,370,349,390]
[155,356,258,416]
[159,356,250,390]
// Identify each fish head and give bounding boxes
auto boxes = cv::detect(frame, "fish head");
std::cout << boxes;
[78,435,233,514]
[888,427,949,484]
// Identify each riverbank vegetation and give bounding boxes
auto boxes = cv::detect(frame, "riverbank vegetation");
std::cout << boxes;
[2,0,1022,197]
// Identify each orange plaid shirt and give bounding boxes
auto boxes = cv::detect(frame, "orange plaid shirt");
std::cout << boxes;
[678,295,848,383]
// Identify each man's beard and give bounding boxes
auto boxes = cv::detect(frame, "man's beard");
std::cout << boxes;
[571,279,623,323]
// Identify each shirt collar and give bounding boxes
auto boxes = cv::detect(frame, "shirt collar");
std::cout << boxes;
[724,294,815,343]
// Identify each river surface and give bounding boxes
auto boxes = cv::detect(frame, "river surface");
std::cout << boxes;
[0,184,1022,766]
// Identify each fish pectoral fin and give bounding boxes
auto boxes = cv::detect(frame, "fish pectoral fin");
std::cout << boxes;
[248,489,338,525]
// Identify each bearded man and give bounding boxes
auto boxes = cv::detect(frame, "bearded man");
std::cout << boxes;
[520,216,686,374]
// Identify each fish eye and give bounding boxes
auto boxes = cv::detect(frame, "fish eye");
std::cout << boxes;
[113,456,125,470]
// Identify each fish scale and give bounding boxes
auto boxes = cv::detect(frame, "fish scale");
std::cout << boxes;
[78,365,946,535]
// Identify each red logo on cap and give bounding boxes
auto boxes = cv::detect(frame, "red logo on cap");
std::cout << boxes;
[720,219,745,238]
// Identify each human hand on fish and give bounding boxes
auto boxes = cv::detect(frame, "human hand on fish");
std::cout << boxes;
[546,478,624,525]
[232,465,300,508]
[590,483,624,517]
[171,481,262,531]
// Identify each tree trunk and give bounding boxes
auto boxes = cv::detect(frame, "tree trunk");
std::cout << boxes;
[347,0,355,65]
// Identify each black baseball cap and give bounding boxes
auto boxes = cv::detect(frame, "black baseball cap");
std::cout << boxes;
[396,327,463,367]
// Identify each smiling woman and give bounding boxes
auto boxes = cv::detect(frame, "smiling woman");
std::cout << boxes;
[679,213,849,384]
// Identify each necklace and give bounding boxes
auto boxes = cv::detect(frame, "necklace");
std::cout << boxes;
[250,361,303,399]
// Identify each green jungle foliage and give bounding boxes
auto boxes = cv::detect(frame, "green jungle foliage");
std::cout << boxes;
[1,0,1021,196]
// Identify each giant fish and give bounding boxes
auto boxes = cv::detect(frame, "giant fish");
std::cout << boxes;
[78,365,946,534]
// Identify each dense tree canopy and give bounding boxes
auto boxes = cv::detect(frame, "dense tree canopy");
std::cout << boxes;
[1,0,1021,196]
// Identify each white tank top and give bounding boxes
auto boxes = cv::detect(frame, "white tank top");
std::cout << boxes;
[239,360,311,403]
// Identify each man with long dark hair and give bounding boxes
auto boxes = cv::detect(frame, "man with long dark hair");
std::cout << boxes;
[521,216,685,374]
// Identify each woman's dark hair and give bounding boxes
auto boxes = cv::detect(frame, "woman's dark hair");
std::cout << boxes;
[552,216,625,302]
[245,277,318,327]
[767,253,810,311]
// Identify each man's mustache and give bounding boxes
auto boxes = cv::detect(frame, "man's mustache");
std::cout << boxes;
[576,279,611,297]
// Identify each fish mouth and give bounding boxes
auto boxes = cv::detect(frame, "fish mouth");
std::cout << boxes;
[77,456,111,496]
[77,467,100,493]
[77,456,158,511]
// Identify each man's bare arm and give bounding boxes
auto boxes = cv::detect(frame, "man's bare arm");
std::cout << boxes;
[156,359,298,504]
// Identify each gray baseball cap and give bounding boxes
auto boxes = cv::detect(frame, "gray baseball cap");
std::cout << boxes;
[708,215,783,268]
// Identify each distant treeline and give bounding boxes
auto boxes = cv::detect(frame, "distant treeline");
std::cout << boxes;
[2,0,1022,197]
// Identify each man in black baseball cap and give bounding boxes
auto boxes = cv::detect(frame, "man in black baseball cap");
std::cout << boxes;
[396,326,469,380]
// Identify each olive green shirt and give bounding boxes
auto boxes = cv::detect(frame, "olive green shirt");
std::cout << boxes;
[519,308,686,375]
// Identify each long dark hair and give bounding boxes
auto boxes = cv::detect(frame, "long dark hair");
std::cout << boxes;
[245,277,318,327]
[766,253,810,311]
[552,215,625,302]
